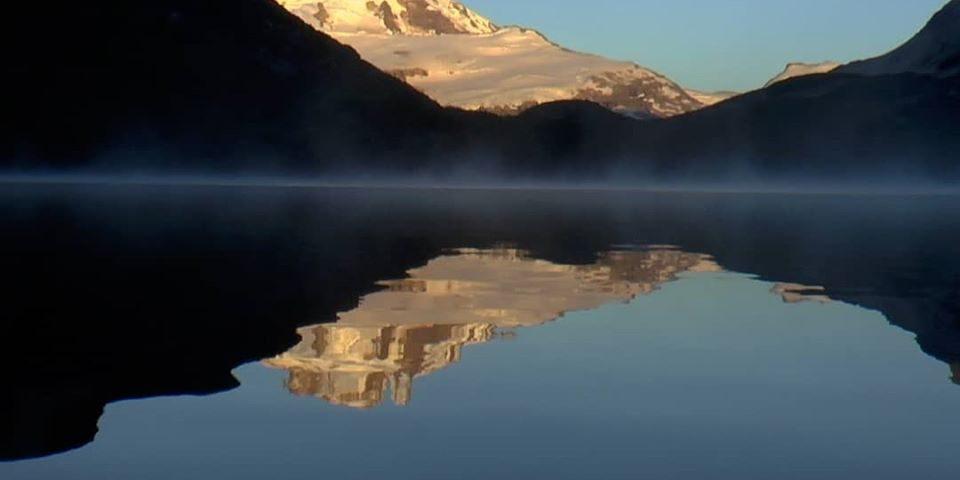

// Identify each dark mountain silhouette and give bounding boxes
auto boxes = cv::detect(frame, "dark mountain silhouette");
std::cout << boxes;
[630,73,960,180]
[622,0,960,180]
[3,0,959,181]
[838,0,960,77]
[2,0,482,172]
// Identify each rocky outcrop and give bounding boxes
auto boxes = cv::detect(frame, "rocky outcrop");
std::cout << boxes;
[575,70,705,118]
[387,66,429,80]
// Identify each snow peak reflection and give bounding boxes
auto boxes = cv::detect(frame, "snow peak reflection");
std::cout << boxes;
[263,247,721,408]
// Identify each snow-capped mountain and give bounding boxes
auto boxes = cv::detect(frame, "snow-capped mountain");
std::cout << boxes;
[279,0,714,117]
[279,0,497,35]
[764,62,840,87]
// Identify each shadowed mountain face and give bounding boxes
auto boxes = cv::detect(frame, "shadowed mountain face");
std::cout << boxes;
[1,186,958,460]
[3,0,479,171]
[2,0,959,180]
[622,0,960,180]
[4,0,622,174]
[632,73,960,179]
[838,0,960,78]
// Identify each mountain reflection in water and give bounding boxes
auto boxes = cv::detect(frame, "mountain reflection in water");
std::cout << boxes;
[264,247,723,407]
[3,186,957,464]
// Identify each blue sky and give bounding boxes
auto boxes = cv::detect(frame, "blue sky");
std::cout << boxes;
[467,0,948,92]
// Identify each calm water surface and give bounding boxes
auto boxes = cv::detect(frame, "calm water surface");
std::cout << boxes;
[1,184,957,479]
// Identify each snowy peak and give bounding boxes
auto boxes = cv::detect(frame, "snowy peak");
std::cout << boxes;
[323,26,704,117]
[279,0,498,35]
[764,62,840,87]
[685,89,739,106]
[280,0,711,117]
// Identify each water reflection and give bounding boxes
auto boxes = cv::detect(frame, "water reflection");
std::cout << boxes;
[267,324,498,408]
[264,247,722,407]
[4,187,958,464]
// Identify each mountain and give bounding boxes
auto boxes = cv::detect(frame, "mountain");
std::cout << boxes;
[611,0,960,181]
[1,0,634,174]
[632,73,960,180]
[685,90,740,106]
[278,0,498,35]
[3,0,958,182]
[764,62,841,87]
[766,1,960,85]
[2,0,484,172]
[838,0,960,77]
[279,0,709,117]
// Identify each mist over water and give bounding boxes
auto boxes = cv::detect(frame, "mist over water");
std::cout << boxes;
[2,171,959,196]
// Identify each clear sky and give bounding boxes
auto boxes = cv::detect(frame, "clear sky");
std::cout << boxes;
[467,0,949,92]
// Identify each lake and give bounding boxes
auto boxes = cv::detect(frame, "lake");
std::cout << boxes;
[1,184,957,479]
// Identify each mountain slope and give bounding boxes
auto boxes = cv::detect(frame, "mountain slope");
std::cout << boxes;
[838,0,960,77]
[3,0,958,182]
[3,0,484,171]
[338,27,705,117]
[764,62,840,87]
[617,1,960,180]
[279,0,498,35]
[633,73,960,179]
[280,0,708,117]
[685,90,740,106]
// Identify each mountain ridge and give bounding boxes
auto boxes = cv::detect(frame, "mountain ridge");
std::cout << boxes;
[3,0,958,181]
[764,62,841,87]
[838,0,960,77]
